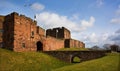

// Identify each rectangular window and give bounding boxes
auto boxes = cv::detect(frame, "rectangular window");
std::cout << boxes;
[31,31,34,38]
[22,43,25,48]
[32,31,34,36]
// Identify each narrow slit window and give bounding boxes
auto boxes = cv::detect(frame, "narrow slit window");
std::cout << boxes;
[22,43,25,48]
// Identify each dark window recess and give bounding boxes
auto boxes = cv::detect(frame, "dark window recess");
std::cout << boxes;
[22,43,25,48]
[31,31,34,38]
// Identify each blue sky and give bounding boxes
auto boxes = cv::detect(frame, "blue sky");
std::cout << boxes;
[0,0,120,47]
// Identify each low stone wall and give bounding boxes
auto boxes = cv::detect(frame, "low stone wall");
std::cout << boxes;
[44,51,107,63]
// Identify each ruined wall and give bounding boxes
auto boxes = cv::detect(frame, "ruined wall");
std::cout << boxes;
[44,36,64,51]
[46,27,71,39]
[65,39,85,48]
[0,16,4,47]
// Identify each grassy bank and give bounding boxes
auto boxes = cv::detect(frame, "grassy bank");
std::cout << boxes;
[0,48,119,71]
[0,48,68,71]
[53,53,120,71]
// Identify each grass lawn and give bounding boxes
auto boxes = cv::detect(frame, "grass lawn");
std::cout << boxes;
[53,53,120,71]
[0,48,119,71]
[0,48,69,71]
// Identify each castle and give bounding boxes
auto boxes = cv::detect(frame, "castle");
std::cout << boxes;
[0,12,85,52]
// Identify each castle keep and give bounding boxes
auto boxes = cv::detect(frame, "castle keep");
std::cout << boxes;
[0,12,85,52]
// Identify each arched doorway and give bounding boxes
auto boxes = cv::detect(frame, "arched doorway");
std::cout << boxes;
[71,56,81,63]
[36,41,43,51]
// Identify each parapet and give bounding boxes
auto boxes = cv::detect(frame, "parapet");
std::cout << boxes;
[46,27,71,39]
[5,12,37,25]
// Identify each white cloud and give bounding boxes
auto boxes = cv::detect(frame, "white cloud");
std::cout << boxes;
[108,29,120,46]
[36,12,95,32]
[70,14,80,21]
[101,33,109,41]
[82,32,111,47]
[111,5,120,24]
[110,18,120,24]
[31,3,45,11]
[88,33,98,43]
[83,29,120,47]
[81,16,95,30]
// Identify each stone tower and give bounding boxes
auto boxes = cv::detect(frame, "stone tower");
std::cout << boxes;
[46,27,71,39]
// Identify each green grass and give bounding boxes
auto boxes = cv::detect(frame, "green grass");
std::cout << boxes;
[0,48,69,71]
[73,56,81,63]
[0,48,119,71]
[53,53,120,71]
[56,48,89,51]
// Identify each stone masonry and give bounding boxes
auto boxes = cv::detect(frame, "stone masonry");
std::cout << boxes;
[46,27,71,39]
[0,12,85,52]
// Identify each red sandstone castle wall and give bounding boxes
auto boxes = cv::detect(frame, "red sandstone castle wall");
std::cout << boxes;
[13,13,35,51]
[44,36,64,51]
[46,27,71,39]
[69,39,85,48]
[63,27,71,39]
[36,26,45,36]
[13,12,45,52]
[65,39,85,48]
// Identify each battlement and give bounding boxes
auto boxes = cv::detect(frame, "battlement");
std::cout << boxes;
[5,12,37,25]
[65,38,85,48]
[46,27,71,39]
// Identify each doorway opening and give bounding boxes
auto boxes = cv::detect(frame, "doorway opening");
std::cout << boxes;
[36,41,43,51]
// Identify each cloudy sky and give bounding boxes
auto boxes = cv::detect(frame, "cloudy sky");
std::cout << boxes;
[0,0,120,47]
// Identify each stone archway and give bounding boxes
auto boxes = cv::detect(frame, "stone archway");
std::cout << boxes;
[71,55,81,63]
[36,41,43,51]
